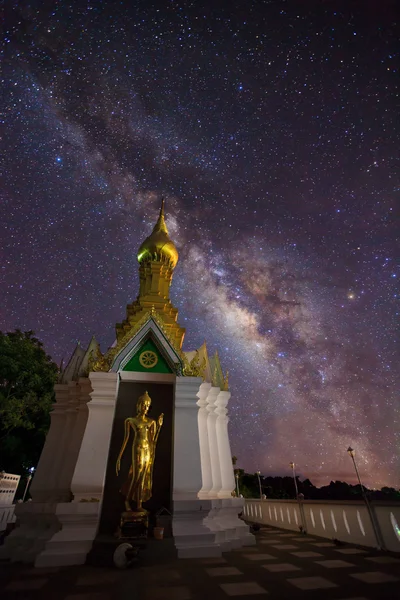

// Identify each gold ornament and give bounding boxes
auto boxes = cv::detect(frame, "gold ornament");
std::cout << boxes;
[222,370,229,391]
[116,391,163,514]
[139,350,158,369]
[183,350,206,378]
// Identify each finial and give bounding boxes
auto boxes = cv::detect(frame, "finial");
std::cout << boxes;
[153,197,168,234]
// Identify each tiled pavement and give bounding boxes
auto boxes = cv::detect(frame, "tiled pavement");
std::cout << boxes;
[1,526,399,599]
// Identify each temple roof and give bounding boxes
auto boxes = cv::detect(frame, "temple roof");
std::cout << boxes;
[60,335,100,383]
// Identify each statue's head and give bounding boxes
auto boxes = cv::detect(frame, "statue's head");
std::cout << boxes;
[137,391,151,415]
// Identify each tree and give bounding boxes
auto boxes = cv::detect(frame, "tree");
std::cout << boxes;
[0,330,58,476]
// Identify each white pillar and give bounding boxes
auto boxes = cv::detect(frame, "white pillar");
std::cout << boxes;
[207,387,223,498]
[55,379,90,501]
[71,372,118,502]
[197,382,213,499]
[30,384,70,502]
[54,382,80,501]
[215,390,236,499]
[173,377,203,500]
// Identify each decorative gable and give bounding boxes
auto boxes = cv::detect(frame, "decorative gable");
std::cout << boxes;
[122,338,173,373]
[110,314,184,374]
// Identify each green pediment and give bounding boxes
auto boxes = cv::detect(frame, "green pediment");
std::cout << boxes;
[122,338,173,373]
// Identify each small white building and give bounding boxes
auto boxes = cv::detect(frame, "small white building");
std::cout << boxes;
[2,200,254,566]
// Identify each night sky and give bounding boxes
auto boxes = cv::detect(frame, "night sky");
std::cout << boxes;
[2,1,398,487]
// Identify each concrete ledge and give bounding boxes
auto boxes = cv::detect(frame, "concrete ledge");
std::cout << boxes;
[35,502,101,567]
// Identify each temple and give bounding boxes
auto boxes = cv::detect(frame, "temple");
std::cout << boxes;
[2,200,254,566]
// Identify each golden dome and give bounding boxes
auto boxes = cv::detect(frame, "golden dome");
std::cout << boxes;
[137,199,179,268]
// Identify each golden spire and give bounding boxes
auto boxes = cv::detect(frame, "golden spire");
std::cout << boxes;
[155,197,168,234]
[137,198,178,268]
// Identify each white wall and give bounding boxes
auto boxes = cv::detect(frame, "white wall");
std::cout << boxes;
[0,505,16,532]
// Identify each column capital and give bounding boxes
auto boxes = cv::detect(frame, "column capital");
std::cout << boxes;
[196,382,211,408]
[206,386,221,413]
[215,390,231,420]
[88,371,119,408]
[216,390,231,405]
[66,381,80,412]
[175,377,202,407]
[52,384,70,415]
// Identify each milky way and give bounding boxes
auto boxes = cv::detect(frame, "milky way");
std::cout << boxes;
[2,1,398,487]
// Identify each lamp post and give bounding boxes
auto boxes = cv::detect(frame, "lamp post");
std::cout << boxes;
[256,470,263,500]
[347,447,383,550]
[289,462,299,498]
[235,472,240,498]
[21,467,35,502]
[289,461,307,533]
[22,474,32,502]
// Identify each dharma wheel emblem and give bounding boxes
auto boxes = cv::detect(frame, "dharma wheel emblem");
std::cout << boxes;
[139,350,158,369]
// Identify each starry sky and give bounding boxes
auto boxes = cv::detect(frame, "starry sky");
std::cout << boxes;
[2,1,399,488]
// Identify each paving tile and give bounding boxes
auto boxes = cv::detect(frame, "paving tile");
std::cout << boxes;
[315,560,355,568]
[291,537,316,542]
[259,539,283,544]
[244,553,277,561]
[219,581,268,596]
[261,530,280,534]
[244,552,275,560]
[313,542,336,547]
[199,557,228,564]
[206,567,243,577]
[335,597,369,600]
[144,586,192,600]
[287,576,337,590]
[290,551,324,558]
[271,544,298,550]
[263,563,302,572]
[350,571,399,584]
[66,595,111,600]
[275,533,297,537]
[24,566,61,575]
[76,572,117,586]
[334,547,368,554]
[365,555,400,564]
[5,578,48,591]
[233,546,258,552]
[138,568,181,582]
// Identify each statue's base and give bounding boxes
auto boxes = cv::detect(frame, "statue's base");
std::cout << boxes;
[117,511,148,540]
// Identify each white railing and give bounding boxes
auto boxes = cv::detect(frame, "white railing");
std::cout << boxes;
[0,473,20,506]
[243,498,400,553]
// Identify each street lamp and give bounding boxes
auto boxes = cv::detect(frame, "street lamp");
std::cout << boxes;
[256,470,263,500]
[289,462,299,498]
[235,472,240,497]
[347,447,382,549]
[22,467,35,502]
[347,447,366,493]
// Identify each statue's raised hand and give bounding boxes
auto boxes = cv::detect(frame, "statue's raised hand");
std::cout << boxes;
[158,413,164,428]
[116,457,121,476]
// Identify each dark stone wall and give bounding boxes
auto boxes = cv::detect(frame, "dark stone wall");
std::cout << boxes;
[99,381,174,535]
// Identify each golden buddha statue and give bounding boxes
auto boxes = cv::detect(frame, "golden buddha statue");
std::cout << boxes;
[116,391,163,515]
